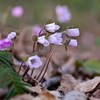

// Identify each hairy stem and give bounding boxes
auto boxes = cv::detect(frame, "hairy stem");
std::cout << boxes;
[33,41,36,53]
[22,66,30,77]
[28,69,34,82]
[17,61,24,75]
[39,46,59,82]
[35,46,52,80]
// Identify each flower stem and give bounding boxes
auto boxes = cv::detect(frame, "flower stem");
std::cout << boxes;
[28,69,34,82]
[35,45,52,80]
[22,66,30,77]
[39,46,59,82]
[17,61,24,75]
[33,41,36,53]
[39,28,44,36]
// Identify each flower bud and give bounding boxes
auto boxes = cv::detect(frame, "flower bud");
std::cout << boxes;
[68,39,78,47]
[67,28,80,37]
[45,22,60,32]
[37,35,50,46]
[7,32,16,40]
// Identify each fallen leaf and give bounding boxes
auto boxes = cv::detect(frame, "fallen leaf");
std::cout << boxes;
[93,89,100,98]
[74,77,100,93]
[58,57,76,74]
[34,91,60,100]
[26,83,47,95]
[61,74,78,94]
[63,90,87,100]
[10,94,34,100]
[89,97,100,100]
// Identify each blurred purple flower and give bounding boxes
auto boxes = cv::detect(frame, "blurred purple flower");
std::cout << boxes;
[68,39,78,47]
[0,41,5,50]
[0,38,13,50]
[27,55,42,69]
[55,5,72,23]
[11,6,24,18]
[45,22,60,32]
[48,33,62,45]
[7,32,16,40]
[67,28,80,37]
[33,26,42,36]
[37,35,50,46]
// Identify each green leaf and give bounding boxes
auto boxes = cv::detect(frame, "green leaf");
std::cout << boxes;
[0,50,32,100]
[45,19,53,25]
[37,43,44,50]
[32,35,37,42]
[83,59,100,73]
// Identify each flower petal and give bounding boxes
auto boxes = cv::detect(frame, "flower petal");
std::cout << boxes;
[67,28,80,37]
[68,39,78,47]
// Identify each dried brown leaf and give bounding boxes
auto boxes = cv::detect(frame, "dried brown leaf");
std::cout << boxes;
[35,91,60,100]
[74,77,100,93]
[61,74,78,94]
[89,97,100,100]
[93,89,100,98]
[26,83,47,94]
[63,90,87,100]
[10,94,34,100]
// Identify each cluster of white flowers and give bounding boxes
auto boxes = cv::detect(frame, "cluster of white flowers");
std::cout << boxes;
[27,22,80,69]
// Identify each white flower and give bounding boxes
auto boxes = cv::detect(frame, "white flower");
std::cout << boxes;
[7,32,16,39]
[55,5,72,23]
[48,33,62,45]
[45,22,60,32]
[37,35,50,46]
[28,55,42,69]
[68,39,78,47]
[67,28,80,37]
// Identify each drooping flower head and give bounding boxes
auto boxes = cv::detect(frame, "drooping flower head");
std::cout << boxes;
[11,6,24,18]
[48,33,62,45]
[33,26,42,36]
[27,55,42,69]
[68,39,78,47]
[55,5,72,23]
[45,22,60,32]
[67,28,80,37]
[7,32,16,40]
[37,35,50,46]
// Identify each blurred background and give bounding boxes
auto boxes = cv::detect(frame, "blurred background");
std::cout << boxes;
[0,0,100,59]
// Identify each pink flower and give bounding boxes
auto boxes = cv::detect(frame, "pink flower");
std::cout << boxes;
[55,5,72,23]
[48,33,62,45]
[27,55,42,69]
[45,22,60,32]
[11,6,24,18]
[7,32,16,40]
[68,39,78,47]
[33,26,42,36]
[67,28,80,37]
[0,41,5,50]
[0,38,13,50]
[37,36,50,46]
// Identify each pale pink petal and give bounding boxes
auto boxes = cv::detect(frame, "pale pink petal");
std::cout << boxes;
[68,39,78,47]
[67,28,80,37]
[45,22,60,32]
[7,32,16,39]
